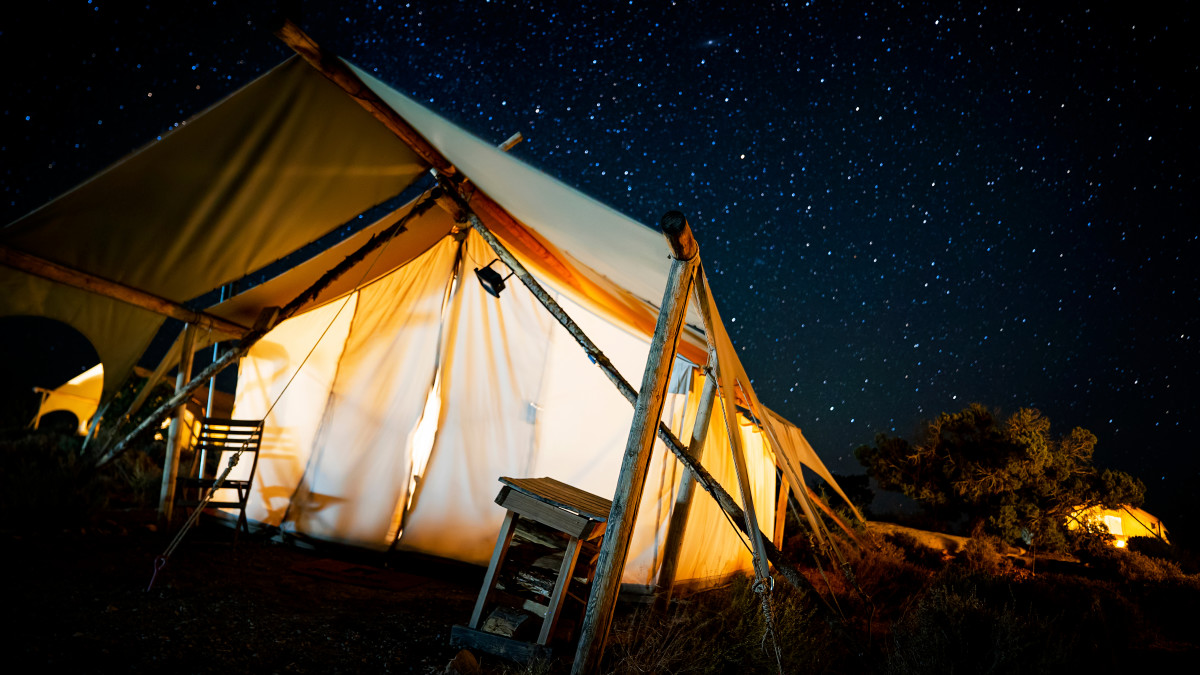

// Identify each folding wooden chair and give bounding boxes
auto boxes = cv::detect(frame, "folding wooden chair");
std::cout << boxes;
[175,418,264,537]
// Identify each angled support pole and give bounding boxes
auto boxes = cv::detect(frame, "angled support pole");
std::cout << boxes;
[573,212,698,675]
[654,360,719,611]
[158,323,198,522]
[691,265,775,586]
[0,244,249,337]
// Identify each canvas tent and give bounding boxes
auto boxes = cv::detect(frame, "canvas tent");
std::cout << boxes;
[1070,505,1170,547]
[1,48,860,591]
[32,364,104,435]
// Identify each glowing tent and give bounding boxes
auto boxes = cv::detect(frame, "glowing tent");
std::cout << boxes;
[1,42,860,592]
[1070,505,1170,547]
[32,364,104,435]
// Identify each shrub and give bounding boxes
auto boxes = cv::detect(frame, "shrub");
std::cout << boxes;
[955,534,1006,576]
[883,531,946,569]
[0,430,109,530]
[887,583,1054,674]
[1126,535,1173,560]
[108,448,164,509]
[1089,547,1188,584]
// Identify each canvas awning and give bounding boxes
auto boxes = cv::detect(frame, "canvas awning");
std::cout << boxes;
[1,57,428,396]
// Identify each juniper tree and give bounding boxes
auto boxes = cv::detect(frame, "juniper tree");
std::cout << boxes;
[856,403,1145,551]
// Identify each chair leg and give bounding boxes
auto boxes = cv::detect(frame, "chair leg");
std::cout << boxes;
[234,487,249,544]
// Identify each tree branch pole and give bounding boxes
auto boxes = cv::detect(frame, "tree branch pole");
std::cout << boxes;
[573,211,698,675]
[654,363,719,611]
[464,208,827,604]
[93,193,439,468]
[275,19,457,178]
[0,244,249,337]
[686,260,775,584]
[158,323,198,521]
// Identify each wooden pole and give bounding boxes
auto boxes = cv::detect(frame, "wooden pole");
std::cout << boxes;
[573,212,698,675]
[275,19,457,178]
[689,261,773,584]
[654,364,718,610]
[0,244,250,337]
[723,396,774,582]
[158,323,197,522]
[774,476,790,550]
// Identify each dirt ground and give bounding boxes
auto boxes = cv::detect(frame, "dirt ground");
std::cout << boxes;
[7,515,493,673]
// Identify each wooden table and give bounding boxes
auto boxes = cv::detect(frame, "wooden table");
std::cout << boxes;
[450,476,612,662]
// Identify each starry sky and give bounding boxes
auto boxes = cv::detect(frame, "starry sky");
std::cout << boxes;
[2,2,1196,534]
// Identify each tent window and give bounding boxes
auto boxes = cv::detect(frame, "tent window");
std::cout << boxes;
[1103,514,1124,536]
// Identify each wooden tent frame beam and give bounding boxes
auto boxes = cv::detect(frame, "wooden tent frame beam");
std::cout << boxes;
[0,244,249,337]
[276,19,457,178]
[573,212,698,674]
[654,364,719,609]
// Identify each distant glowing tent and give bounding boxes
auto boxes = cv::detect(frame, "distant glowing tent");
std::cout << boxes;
[1070,505,1170,547]
[33,364,103,435]
[1,51,860,591]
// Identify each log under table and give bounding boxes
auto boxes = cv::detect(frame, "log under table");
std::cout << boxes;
[450,476,612,663]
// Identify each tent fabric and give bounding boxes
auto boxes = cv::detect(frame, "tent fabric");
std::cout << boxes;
[350,64,711,366]
[145,197,458,392]
[231,227,769,585]
[1,57,427,395]
[397,230,559,561]
[210,195,457,329]
[231,298,358,526]
[287,235,460,545]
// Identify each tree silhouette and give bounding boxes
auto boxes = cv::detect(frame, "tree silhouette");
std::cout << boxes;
[856,403,1145,550]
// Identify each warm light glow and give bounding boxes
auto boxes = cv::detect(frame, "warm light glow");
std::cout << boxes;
[409,377,442,489]
[1114,539,1127,549]
[386,374,443,541]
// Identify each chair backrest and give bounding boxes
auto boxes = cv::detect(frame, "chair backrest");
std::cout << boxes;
[195,418,264,482]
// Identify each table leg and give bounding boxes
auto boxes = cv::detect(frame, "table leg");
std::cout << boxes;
[470,510,519,628]
[538,536,582,645]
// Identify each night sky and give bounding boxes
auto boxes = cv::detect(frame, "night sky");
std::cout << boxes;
[2,3,1196,534]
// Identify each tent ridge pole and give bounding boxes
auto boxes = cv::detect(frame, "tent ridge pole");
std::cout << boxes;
[275,19,456,177]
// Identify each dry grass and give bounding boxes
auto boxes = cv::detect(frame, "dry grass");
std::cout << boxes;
[604,575,844,674]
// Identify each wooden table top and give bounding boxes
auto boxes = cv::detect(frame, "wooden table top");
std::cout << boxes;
[499,477,612,522]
